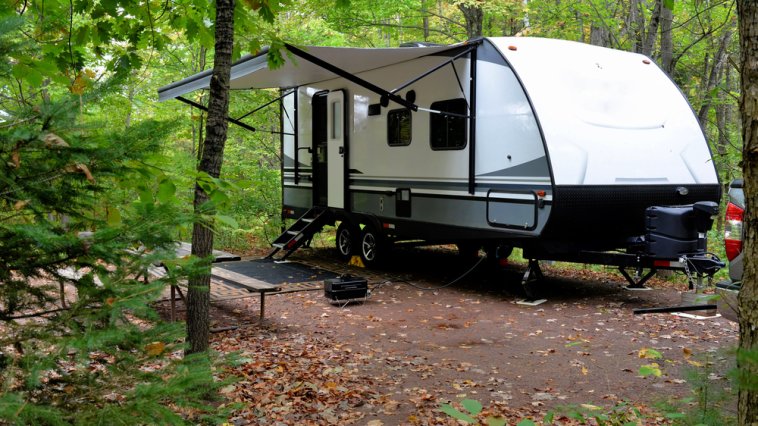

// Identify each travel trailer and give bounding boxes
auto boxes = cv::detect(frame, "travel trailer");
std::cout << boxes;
[159,37,723,290]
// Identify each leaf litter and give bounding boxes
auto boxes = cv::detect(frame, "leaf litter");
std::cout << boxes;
[192,247,739,425]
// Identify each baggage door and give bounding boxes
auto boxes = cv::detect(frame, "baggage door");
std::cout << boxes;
[326,90,346,209]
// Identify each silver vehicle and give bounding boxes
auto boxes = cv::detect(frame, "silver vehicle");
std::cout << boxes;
[717,179,743,321]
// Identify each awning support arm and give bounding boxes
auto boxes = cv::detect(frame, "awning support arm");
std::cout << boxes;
[176,96,257,132]
[237,90,292,121]
[449,61,469,110]
[389,43,478,95]
[416,107,469,119]
[284,43,418,111]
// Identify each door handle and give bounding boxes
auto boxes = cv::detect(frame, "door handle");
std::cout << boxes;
[338,146,345,155]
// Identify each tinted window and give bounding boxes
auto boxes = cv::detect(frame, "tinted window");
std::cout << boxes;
[388,108,412,146]
[430,98,468,150]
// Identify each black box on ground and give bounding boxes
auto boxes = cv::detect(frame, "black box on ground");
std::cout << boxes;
[324,276,368,301]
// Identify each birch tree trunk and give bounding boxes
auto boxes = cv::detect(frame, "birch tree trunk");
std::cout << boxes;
[186,0,235,355]
[737,0,758,423]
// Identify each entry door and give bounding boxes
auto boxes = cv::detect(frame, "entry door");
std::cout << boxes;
[326,90,346,209]
[311,92,328,206]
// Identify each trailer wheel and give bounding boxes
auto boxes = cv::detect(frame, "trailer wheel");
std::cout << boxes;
[359,226,385,267]
[485,244,513,267]
[456,242,482,259]
[335,222,358,260]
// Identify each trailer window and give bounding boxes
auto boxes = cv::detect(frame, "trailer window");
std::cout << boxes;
[430,98,467,150]
[387,108,412,146]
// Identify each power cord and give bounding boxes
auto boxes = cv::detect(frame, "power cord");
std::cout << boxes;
[369,255,487,294]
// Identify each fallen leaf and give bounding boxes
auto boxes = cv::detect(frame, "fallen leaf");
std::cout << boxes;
[638,348,663,359]
[76,164,95,182]
[145,342,165,356]
[44,133,70,148]
[11,149,20,168]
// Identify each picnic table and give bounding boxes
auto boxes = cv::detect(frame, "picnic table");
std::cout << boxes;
[151,243,279,321]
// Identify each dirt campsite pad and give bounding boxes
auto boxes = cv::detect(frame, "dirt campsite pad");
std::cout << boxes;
[165,247,738,425]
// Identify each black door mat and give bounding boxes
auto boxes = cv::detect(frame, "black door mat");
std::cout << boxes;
[213,258,339,290]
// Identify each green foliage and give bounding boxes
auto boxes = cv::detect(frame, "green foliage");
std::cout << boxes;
[439,399,510,425]
[0,4,241,423]
[639,363,663,377]
[654,348,738,425]
[734,347,758,406]
[439,401,477,423]
[441,398,647,425]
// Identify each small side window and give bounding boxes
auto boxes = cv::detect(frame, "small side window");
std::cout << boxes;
[430,98,468,150]
[387,108,412,146]
[331,100,342,139]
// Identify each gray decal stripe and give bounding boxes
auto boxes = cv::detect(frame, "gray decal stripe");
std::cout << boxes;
[478,156,550,178]
[350,178,551,192]
[350,188,553,205]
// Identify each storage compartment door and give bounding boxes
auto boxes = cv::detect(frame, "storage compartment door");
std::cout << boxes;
[486,190,538,230]
[326,90,346,209]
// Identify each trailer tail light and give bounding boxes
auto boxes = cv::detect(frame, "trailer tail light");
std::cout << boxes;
[724,201,744,261]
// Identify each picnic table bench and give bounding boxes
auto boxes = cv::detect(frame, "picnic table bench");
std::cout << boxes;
[149,243,279,321]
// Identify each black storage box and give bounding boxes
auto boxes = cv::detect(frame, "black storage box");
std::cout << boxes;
[324,276,368,301]
[645,205,698,257]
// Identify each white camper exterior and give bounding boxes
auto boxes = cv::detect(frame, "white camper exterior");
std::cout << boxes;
[159,37,722,283]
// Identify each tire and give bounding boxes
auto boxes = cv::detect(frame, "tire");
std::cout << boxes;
[456,242,482,259]
[485,243,513,267]
[335,222,358,260]
[359,225,385,267]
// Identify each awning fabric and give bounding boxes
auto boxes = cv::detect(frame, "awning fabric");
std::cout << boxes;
[157,43,461,102]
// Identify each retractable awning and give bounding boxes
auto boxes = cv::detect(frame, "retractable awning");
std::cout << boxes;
[157,43,463,102]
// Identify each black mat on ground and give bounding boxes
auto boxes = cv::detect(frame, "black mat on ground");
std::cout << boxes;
[214,258,338,285]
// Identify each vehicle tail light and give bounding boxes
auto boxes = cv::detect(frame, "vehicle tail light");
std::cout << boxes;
[724,201,744,261]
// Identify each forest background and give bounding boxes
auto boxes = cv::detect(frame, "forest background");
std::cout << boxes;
[0,0,749,424]
[4,0,740,253]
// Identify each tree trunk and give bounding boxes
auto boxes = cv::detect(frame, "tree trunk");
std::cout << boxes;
[641,0,662,57]
[125,84,135,128]
[627,0,646,53]
[191,46,207,158]
[698,27,734,128]
[715,67,731,232]
[458,3,483,39]
[659,1,673,75]
[422,0,429,40]
[185,0,235,356]
[590,23,611,47]
[737,0,758,423]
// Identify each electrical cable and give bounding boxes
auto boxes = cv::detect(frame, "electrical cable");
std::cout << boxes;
[369,254,487,294]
